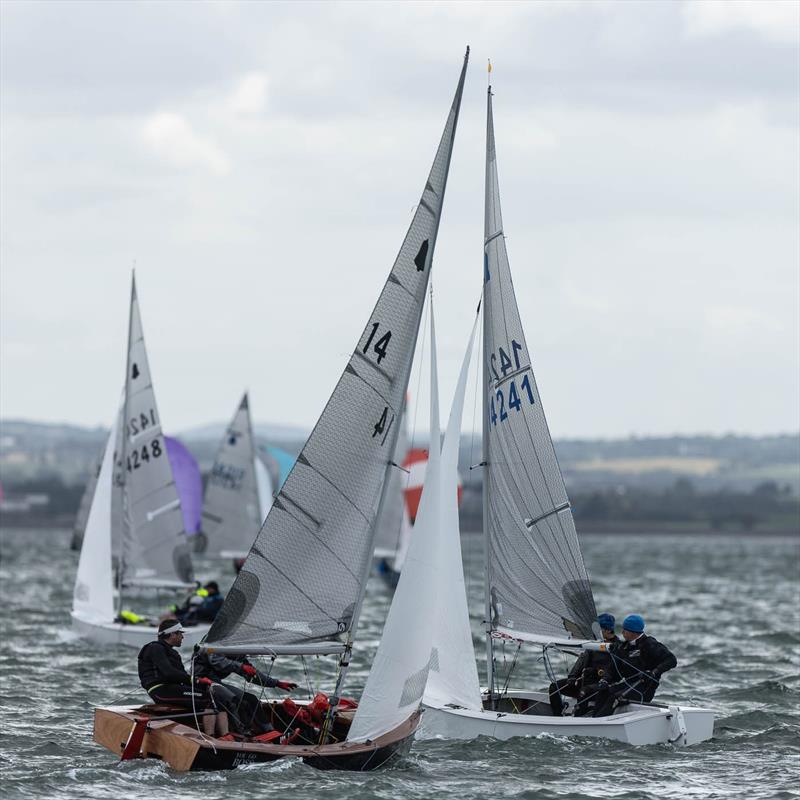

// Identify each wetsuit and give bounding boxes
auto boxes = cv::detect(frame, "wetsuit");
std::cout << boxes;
[548,638,619,716]
[193,651,276,735]
[174,591,224,626]
[138,639,209,710]
[593,634,677,717]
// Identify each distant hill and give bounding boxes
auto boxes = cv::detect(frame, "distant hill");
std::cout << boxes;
[1,419,798,494]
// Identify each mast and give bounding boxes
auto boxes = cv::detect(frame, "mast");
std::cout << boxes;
[482,84,495,701]
[333,46,470,705]
[116,272,136,615]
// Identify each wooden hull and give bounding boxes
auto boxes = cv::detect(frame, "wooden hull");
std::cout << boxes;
[93,703,419,772]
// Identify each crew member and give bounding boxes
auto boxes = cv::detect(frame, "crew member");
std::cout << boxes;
[593,613,677,717]
[548,613,619,717]
[137,618,228,737]
[192,649,297,740]
[172,581,225,626]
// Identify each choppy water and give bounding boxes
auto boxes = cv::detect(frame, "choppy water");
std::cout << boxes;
[1,528,798,799]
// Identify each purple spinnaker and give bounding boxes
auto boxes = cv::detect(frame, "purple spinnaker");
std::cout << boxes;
[164,436,203,535]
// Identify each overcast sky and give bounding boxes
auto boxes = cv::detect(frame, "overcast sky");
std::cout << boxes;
[1,0,798,439]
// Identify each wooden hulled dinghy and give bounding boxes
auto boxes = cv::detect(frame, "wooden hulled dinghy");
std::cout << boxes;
[90,46,471,773]
[94,704,419,771]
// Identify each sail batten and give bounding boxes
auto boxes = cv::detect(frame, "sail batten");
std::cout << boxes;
[206,49,470,651]
[482,89,597,642]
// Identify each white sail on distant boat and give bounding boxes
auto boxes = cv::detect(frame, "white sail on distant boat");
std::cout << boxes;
[93,47,470,771]
[71,275,209,648]
[201,392,273,560]
[419,80,714,747]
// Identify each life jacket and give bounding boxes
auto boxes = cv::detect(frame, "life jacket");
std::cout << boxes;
[118,609,147,625]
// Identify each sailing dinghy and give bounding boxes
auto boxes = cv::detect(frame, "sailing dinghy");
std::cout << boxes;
[199,392,272,560]
[92,47,470,770]
[71,275,209,648]
[419,82,714,747]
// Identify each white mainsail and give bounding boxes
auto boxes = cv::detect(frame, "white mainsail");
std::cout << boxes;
[204,48,469,655]
[254,453,273,523]
[72,417,118,623]
[120,275,193,587]
[203,393,264,559]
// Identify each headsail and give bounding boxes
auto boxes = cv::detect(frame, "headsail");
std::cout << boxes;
[202,393,264,559]
[70,447,103,551]
[72,417,118,622]
[120,275,193,587]
[424,311,482,711]
[482,89,596,643]
[206,48,469,652]
[349,300,442,742]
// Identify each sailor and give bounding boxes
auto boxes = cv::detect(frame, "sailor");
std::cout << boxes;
[137,619,229,737]
[192,649,297,740]
[548,613,619,717]
[172,581,225,626]
[592,613,678,717]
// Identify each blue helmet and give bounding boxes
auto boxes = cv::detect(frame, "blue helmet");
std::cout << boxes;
[597,613,615,631]
[622,614,645,633]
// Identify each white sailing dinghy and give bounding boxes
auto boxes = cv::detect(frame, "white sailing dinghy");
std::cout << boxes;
[200,392,273,560]
[71,275,210,648]
[419,83,714,747]
[93,48,470,771]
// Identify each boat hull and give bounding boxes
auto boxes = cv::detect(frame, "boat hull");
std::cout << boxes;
[93,704,419,771]
[420,690,714,747]
[71,612,210,649]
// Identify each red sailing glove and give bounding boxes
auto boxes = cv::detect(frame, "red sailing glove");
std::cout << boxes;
[196,677,213,687]
[276,680,298,692]
[242,664,257,678]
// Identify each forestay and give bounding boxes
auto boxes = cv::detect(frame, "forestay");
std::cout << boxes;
[424,312,482,711]
[120,276,193,586]
[206,48,469,652]
[349,302,443,742]
[203,393,264,558]
[72,417,117,623]
[482,89,596,642]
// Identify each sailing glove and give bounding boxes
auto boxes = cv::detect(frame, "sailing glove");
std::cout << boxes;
[196,677,213,687]
[242,664,257,678]
[276,681,297,692]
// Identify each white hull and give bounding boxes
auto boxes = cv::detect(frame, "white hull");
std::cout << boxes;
[421,690,714,747]
[71,612,210,649]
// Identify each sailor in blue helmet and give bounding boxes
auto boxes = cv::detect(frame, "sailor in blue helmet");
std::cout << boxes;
[548,613,619,717]
[592,614,677,717]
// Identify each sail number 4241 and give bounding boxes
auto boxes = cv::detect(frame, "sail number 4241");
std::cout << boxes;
[489,340,535,426]
[490,374,535,425]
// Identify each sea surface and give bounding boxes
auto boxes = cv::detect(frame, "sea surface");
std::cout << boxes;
[1,528,798,800]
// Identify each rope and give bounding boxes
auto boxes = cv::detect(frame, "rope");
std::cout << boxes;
[190,650,217,754]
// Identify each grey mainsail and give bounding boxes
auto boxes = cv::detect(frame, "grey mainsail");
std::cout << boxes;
[203,392,264,558]
[120,276,193,587]
[207,49,469,651]
[482,88,596,644]
[372,402,409,559]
